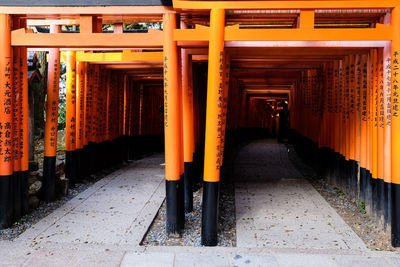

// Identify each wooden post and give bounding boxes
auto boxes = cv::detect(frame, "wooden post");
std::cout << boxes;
[202,8,225,246]
[12,17,21,220]
[0,14,13,228]
[42,25,60,202]
[181,48,194,213]
[65,51,77,187]
[20,18,29,214]
[163,13,184,235]
[76,61,86,181]
[391,6,400,247]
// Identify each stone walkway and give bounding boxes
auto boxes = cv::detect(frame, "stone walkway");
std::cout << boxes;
[233,140,366,250]
[1,147,400,266]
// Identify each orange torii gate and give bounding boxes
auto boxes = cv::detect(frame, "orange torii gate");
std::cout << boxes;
[171,0,400,246]
[2,0,400,248]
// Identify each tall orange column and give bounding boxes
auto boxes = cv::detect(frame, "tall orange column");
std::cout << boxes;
[383,44,392,225]
[12,17,22,220]
[391,6,400,247]
[42,25,61,202]
[76,61,86,180]
[163,13,184,235]
[20,18,29,214]
[360,54,369,201]
[65,51,77,187]
[202,8,225,246]
[0,14,13,228]
[181,48,195,213]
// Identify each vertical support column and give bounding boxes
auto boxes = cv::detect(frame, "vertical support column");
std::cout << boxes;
[182,48,194,213]
[65,51,77,187]
[202,8,225,246]
[42,25,60,202]
[12,17,21,220]
[20,18,29,214]
[0,14,13,228]
[383,43,392,225]
[163,13,184,235]
[391,6,400,247]
[76,61,86,182]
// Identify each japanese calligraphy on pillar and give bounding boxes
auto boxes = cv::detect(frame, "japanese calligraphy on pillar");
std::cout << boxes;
[350,59,355,114]
[355,56,361,113]
[216,51,224,170]
[69,62,76,147]
[385,56,391,126]
[19,51,24,160]
[0,56,12,165]
[379,58,385,128]
[327,64,333,113]
[333,61,339,114]
[374,56,379,127]
[12,49,20,162]
[164,56,169,128]
[392,51,399,118]
[49,53,59,150]
[361,59,368,122]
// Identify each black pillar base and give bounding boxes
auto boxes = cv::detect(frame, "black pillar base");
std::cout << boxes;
[201,181,220,246]
[76,148,82,183]
[349,160,358,199]
[377,178,385,220]
[392,183,400,247]
[66,150,78,188]
[21,171,29,214]
[42,156,56,202]
[384,181,391,226]
[184,162,193,213]
[13,171,22,220]
[371,176,378,217]
[81,145,89,177]
[166,179,184,235]
[0,174,13,229]
[360,167,367,201]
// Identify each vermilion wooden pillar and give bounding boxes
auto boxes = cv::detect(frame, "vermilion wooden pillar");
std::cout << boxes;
[65,51,77,187]
[181,48,194,213]
[0,14,13,228]
[42,25,61,202]
[202,8,225,246]
[391,6,400,247]
[163,13,184,235]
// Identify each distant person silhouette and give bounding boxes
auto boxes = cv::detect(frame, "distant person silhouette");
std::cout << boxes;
[278,102,289,143]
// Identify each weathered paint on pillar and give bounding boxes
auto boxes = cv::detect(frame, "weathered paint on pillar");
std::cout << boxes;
[202,8,225,247]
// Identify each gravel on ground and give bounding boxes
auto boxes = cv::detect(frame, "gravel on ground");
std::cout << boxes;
[141,179,236,247]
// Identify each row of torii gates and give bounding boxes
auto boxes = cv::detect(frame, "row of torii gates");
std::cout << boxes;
[1,0,400,247]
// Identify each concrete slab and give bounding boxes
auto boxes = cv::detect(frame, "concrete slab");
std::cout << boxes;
[229,253,279,267]
[120,252,174,267]
[15,153,165,248]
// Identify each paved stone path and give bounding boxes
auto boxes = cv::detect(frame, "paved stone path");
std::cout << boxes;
[1,148,400,266]
[233,140,366,250]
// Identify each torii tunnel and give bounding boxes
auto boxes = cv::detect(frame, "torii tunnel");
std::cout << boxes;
[2,0,400,247]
